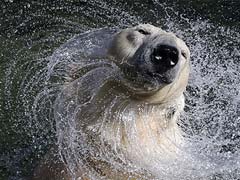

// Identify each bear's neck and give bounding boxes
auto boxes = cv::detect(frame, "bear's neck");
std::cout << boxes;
[96,94,185,161]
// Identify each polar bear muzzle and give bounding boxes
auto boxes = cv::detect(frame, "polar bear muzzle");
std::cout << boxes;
[131,40,181,86]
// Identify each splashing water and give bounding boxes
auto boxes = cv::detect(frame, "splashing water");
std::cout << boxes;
[1,1,239,179]
[49,27,240,180]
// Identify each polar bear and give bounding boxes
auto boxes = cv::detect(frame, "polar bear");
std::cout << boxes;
[33,24,190,180]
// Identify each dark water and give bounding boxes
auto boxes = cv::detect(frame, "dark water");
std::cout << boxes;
[0,0,239,179]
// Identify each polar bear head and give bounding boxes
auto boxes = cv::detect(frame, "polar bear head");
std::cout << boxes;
[108,24,190,103]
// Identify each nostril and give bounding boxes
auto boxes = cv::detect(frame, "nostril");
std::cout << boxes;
[151,45,179,72]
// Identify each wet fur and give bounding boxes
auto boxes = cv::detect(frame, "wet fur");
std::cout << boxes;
[33,24,190,180]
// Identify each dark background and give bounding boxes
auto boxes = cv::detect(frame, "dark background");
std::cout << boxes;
[0,0,239,179]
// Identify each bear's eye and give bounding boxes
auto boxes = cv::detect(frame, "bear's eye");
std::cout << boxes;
[181,51,187,59]
[137,29,150,35]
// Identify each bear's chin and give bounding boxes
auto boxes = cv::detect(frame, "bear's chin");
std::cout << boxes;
[119,75,167,98]
[117,63,169,96]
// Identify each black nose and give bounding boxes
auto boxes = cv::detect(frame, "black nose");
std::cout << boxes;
[151,45,179,73]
